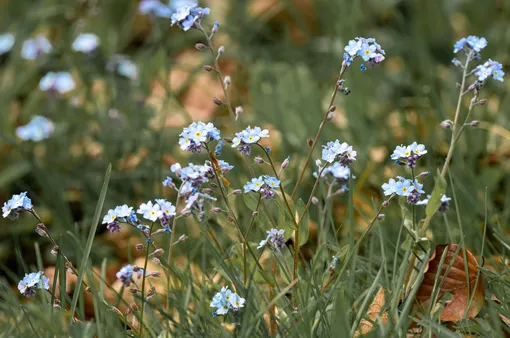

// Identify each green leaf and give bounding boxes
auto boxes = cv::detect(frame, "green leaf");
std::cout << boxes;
[243,193,259,211]
[0,161,31,188]
[69,164,112,323]
[426,170,447,217]
[296,199,309,246]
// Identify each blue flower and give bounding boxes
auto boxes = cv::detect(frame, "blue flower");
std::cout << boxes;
[321,140,356,165]
[232,126,270,147]
[381,178,397,196]
[0,33,15,55]
[466,36,487,52]
[3,192,32,219]
[21,35,52,60]
[170,2,210,31]
[257,228,285,251]
[453,38,467,53]
[72,33,100,53]
[343,52,352,66]
[395,179,414,197]
[16,116,55,142]
[318,162,350,180]
[116,265,143,286]
[117,59,138,80]
[218,160,234,174]
[210,286,245,316]
[244,176,265,193]
[18,271,50,297]
[163,176,173,186]
[344,39,361,57]
[39,72,75,94]
[179,122,221,153]
[138,0,173,17]
[264,176,280,189]
[359,42,377,62]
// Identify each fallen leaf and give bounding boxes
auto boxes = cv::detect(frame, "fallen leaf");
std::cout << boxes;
[355,287,390,336]
[415,244,484,322]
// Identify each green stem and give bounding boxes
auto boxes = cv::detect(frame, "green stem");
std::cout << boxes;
[291,63,348,199]
[243,194,262,285]
[139,222,155,338]
[166,192,181,312]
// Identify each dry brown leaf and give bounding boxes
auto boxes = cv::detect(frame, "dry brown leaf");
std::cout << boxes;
[415,244,484,322]
[355,287,390,337]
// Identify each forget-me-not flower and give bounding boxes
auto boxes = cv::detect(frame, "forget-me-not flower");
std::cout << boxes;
[72,33,100,53]
[21,35,52,60]
[16,116,55,142]
[18,271,50,298]
[0,33,15,55]
[39,72,75,94]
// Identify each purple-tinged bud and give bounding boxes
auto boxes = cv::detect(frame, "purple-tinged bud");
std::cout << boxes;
[218,46,225,55]
[129,288,139,294]
[440,120,453,129]
[252,211,259,217]
[307,138,314,147]
[329,105,336,112]
[210,183,219,188]
[212,21,219,34]
[51,246,59,256]
[477,99,487,105]
[418,171,430,178]
[232,189,242,195]
[152,257,161,265]
[281,156,290,169]
[315,159,322,168]
[152,229,165,236]
[132,266,141,272]
[223,76,231,87]
[377,214,385,220]
[456,82,461,88]
[311,197,319,205]
[150,271,161,277]
[223,137,233,144]
[203,65,213,72]
[202,188,213,194]
[135,243,144,250]
[467,84,475,92]
[235,106,243,119]
[470,120,480,127]
[130,303,139,312]
[195,43,206,50]
[212,207,222,213]
[382,200,390,208]
[178,234,187,242]
[153,248,164,256]
[213,97,222,105]
[327,112,334,121]
[254,156,264,164]
[182,210,192,217]
[227,215,234,222]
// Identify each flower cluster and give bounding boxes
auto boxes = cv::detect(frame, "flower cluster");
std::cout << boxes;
[138,200,176,222]
[321,140,357,166]
[474,59,504,82]
[171,3,210,31]
[453,36,487,54]
[317,162,350,180]
[179,121,221,153]
[0,33,15,55]
[18,271,50,298]
[116,265,143,287]
[244,175,280,199]
[138,0,173,18]
[416,194,451,213]
[102,204,136,232]
[21,35,52,60]
[343,37,385,70]
[210,286,245,316]
[231,126,270,156]
[257,228,285,251]
[390,142,427,169]
[382,177,425,205]
[2,192,32,219]
[72,33,100,54]
[39,72,75,94]
[16,115,55,142]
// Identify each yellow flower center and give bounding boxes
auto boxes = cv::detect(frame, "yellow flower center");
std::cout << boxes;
[364,49,370,55]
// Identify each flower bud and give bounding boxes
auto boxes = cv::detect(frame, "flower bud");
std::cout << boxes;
[252,211,259,217]
[311,197,319,205]
[212,207,222,213]
[467,84,475,92]
[150,271,161,277]
[210,183,219,188]
[213,97,222,105]
[153,248,164,256]
[418,171,430,178]
[132,266,141,272]
[440,120,453,129]
[477,99,487,105]
[382,200,390,208]
[212,21,219,34]
[254,156,264,164]
[281,156,290,169]
[307,138,314,147]
[327,112,334,121]
[470,120,480,127]
[152,257,161,265]
[202,188,213,194]
[203,65,213,72]
[377,214,385,220]
[456,82,461,88]
[315,159,322,168]
[182,210,192,217]
[329,105,336,112]
[223,76,231,87]
[195,43,206,50]
[178,234,187,242]
[51,246,59,256]
[232,189,242,195]
[227,215,234,222]
[223,137,233,144]
[135,243,144,250]
[129,288,139,294]
[235,106,243,119]
[130,303,139,312]
[218,46,225,55]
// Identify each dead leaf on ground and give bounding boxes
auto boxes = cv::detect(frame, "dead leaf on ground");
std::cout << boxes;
[354,287,390,337]
[415,244,484,322]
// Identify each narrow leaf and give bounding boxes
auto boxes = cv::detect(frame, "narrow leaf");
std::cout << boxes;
[426,170,447,217]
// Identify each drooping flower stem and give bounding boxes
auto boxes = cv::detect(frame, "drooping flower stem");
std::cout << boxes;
[291,63,348,199]
[139,222,155,338]
[197,23,235,119]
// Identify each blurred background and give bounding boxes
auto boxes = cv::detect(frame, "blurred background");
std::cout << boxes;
[0,0,509,294]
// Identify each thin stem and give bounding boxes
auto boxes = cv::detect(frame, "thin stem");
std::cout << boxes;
[197,23,235,119]
[139,222,155,338]
[243,194,262,285]
[291,63,348,199]
[166,192,181,312]
[270,257,277,336]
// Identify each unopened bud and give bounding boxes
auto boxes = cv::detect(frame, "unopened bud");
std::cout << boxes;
[252,211,259,217]
[254,156,264,164]
[470,120,480,127]
[235,106,243,120]
[203,65,213,72]
[327,112,334,121]
[456,82,461,88]
[152,257,161,265]
[210,183,219,188]
[307,138,314,147]
[212,21,219,34]
[227,215,234,222]
[182,210,192,217]
[212,207,222,213]
[418,171,430,178]
[440,120,453,129]
[135,243,144,250]
[130,303,139,312]
[223,137,233,144]
[315,159,322,168]
[311,197,319,205]
[51,246,59,256]
[195,43,206,50]
[329,105,336,112]
[232,189,242,195]
[202,188,212,194]
[218,46,225,55]
[377,214,385,220]
[153,248,164,256]
[223,76,231,88]
[150,271,161,277]
[132,266,141,272]
[213,97,222,105]
[129,288,139,294]
[382,200,390,208]
[477,99,487,105]
[178,234,187,242]
[467,84,475,92]
[281,156,290,169]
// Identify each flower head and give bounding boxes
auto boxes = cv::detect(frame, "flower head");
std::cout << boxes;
[179,121,221,153]
[21,35,52,60]
[257,228,285,251]
[16,116,55,141]
[474,59,504,82]
[138,0,173,17]
[395,178,415,197]
[2,192,32,219]
[116,265,143,287]
[232,126,270,149]
[137,201,163,222]
[18,271,49,297]
[244,177,265,193]
[381,178,397,196]
[321,140,356,166]
[343,37,384,68]
[0,33,15,55]
[72,33,100,53]
[39,72,75,94]
[210,286,245,316]
[170,1,210,31]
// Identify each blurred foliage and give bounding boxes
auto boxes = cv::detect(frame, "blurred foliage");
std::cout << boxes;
[0,0,510,335]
